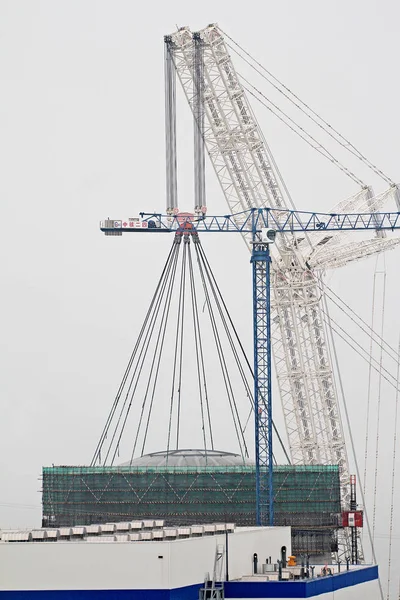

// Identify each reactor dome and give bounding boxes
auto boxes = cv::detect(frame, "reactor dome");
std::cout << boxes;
[119,449,255,468]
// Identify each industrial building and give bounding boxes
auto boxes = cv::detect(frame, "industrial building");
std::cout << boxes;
[42,449,341,558]
[0,522,379,599]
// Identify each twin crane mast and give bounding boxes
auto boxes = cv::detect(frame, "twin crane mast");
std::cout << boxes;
[101,24,400,558]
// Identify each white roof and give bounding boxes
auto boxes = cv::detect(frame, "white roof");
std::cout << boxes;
[2,532,32,542]
[45,530,59,539]
[101,523,117,533]
[71,527,86,536]
[86,525,101,534]
[152,530,164,539]
[86,536,116,543]
[154,520,165,528]
[163,529,177,537]
[120,448,254,468]
[116,522,131,531]
[31,530,47,539]
[142,520,155,528]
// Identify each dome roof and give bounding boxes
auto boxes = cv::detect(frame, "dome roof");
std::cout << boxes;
[119,449,254,468]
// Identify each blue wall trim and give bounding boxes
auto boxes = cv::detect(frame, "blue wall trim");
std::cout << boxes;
[0,584,201,600]
[225,565,379,598]
[0,566,378,599]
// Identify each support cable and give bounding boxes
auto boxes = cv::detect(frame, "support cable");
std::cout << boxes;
[128,241,181,461]
[387,337,400,599]
[91,241,177,465]
[175,239,187,450]
[319,306,398,392]
[198,244,291,463]
[314,281,399,383]
[240,75,365,187]
[372,263,387,543]
[324,296,383,600]
[167,239,187,455]
[106,246,177,464]
[195,242,249,458]
[197,244,254,411]
[188,240,208,453]
[107,241,181,465]
[139,242,181,458]
[220,27,394,185]
[314,277,398,365]
[363,268,378,499]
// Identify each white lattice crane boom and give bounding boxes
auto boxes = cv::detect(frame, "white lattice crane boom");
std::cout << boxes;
[167,23,400,558]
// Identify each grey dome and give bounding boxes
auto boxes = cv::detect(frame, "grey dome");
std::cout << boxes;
[120,449,255,468]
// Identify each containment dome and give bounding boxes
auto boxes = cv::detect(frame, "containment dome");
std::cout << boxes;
[119,449,255,468]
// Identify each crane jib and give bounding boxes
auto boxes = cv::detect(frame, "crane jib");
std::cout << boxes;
[100,208,400,235]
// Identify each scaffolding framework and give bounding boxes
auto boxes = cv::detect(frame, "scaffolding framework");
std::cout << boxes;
[42,464,340,556]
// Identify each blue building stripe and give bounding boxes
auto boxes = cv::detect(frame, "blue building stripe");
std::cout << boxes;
[0,584,202,600]
[0,566,378,600]
[224,565,379,597]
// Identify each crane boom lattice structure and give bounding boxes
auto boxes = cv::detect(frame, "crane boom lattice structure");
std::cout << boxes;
[167,25,350,521]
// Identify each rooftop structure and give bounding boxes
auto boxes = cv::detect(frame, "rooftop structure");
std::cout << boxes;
[119,449,252,468]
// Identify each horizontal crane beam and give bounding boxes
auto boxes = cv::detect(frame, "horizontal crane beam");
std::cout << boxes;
[100,208,400,235]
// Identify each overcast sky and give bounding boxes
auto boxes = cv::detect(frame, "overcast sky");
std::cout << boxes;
[1,0,400,595]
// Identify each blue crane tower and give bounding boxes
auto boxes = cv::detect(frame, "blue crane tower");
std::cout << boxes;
[100,206,400,527]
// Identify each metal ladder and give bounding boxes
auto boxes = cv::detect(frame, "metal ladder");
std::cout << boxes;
[198,544,225,599]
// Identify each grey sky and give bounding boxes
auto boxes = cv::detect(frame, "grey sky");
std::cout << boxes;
[1,0,400,594]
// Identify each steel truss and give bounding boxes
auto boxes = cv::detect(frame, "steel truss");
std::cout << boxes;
[251,242,273,525]
[161,24,400,560]
[167,24,353,554]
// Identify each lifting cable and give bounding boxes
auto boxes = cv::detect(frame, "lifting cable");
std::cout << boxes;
[219,26,394,186]
[363,267,378,500]
[90,241,178,466]
[319,304,398,392]
[324,295,383,600]
[387,337,400,599]
[167,240,187,456]
[239,75,366,187]
[195,239,249,459]
[372,259,387,544]
[188,240,210,453]
[138,240,182,459]
[314,276,398,365]
[175,239,187,451]
[94,233,287,466]
[112,238,181,465]
[197,242,291,463]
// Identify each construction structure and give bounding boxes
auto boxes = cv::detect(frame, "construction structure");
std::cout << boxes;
[42,450,340,558]
[41,25,400,586]
[161,25,400,553]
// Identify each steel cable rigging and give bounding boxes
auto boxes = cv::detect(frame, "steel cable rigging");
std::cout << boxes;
[387,338,400,599]
[91,234,290,466]
[219,26,394,186]
[315,269,399,598]
[371,262,387,544]
[91,241,178,466]
[239,74,366,187]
